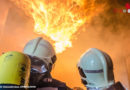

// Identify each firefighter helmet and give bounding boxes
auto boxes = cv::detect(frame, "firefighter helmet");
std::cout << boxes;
[23,37,56,71]
[0,51,31,86]
[77,48,115,88]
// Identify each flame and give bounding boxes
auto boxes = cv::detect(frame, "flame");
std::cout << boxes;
[10,0,94,53]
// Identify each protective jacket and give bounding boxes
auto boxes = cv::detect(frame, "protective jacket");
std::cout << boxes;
[29,75,71,90]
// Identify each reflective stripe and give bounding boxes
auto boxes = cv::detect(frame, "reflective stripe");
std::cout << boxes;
[84,69,103,73]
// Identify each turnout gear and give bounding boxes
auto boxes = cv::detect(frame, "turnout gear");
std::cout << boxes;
[0,51,31,89]
[23,37,56,86]
[24,37,70,90]
[77,48,115,89]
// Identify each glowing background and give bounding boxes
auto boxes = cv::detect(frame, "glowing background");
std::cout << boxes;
[0,0,130,89]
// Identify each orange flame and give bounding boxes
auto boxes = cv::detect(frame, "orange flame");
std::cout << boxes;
[10,0,94,53]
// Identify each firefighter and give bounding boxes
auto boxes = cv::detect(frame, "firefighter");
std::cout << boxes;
[77,48,125,90]
[23,37,71,90]
[0,51,31,90]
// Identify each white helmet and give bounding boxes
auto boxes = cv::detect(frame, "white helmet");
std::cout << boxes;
[77,48,115,89]
[23,37,56,71]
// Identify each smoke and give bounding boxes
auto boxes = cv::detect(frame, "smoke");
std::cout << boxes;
[97,0,130,88]
[78,0,130,88]
[0,0,130,89]
[52,0,130,89]
[0,0,47,53]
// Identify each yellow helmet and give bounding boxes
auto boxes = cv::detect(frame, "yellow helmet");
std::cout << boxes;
[0,51,31,86]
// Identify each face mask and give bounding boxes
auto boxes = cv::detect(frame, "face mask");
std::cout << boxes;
[29,56,49,86]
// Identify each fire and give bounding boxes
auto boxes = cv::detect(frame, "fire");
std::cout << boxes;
[10,0,94,53]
